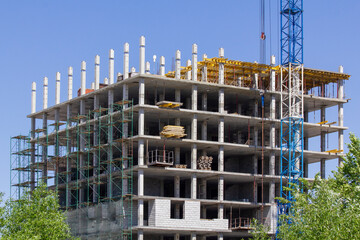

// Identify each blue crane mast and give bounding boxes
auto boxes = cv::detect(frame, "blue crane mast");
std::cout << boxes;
[277,0,304,234]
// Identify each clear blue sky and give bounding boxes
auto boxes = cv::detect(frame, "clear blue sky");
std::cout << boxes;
[1,0,359,199]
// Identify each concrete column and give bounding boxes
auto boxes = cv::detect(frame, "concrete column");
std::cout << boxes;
[191,49,198,198]
[175,147,180,165]
[304,159,308,178]
[175,89,181,103]
[192,113,197,141]
[191,233,196,240]
[304,111,309,150]
[253,73,259,89]
[109,49,114,84]
[138,230,143,240]
[138,139,145,166]
[160,56,165,76]
[191,144,197,170]
[55,72,60,104]
[175,50,181,79]
[124,43,130,79]
[145,61,150,74]
[253,155,258,174]
[192,84,198,108]
[218,118,224,143]
[202,121,207,141]
[174,176,180,198]
[202,54,208,82]
[191,173,197,199]
[43,77,48,109]
[338,65,344,167]
[218,146,224,172]
[202,93,207,110]
[320,106,326,179]
[68,67,73,100]
[186,60,191,80]
[31,82,36,114]
[81,61,86,95]
[138,169,144,226]
[95,55,100,90]
[237,102,242,115]
[138,72,145,178]
[139,78,145,106]
[175,175,180,218]
[219,48,224,85]
[139,36,145,74]
[218,176,224,219]
[192,44,197,82]
[200,178,207,199]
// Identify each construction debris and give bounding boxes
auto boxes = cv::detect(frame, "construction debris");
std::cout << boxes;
[197,156,213,170]
[160,125,186,138]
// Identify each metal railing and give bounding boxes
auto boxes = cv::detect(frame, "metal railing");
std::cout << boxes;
[147,150,174,166]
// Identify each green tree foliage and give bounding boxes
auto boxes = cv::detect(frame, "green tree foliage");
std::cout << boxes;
[269,133,360,240]
[249,219,271,240]
[0,183,78,240]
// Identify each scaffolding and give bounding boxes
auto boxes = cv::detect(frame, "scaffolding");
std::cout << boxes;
[10,135,31,200]
[10,100,134,239]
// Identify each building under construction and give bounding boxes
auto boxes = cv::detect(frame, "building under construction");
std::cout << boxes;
[10,36,350,239]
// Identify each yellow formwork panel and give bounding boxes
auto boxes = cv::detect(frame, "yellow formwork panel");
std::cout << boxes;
[165,57,350,88]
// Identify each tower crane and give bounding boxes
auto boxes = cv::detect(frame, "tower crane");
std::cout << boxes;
[277,0,304,235]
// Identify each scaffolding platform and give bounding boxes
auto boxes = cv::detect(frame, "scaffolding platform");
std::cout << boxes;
[229,218,253,230]
[147,150,174,167]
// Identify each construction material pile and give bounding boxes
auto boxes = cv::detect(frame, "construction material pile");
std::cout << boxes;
[160,125,186,138]
[197,156,213,170]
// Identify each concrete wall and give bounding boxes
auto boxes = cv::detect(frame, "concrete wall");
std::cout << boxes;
[148,199,228,231]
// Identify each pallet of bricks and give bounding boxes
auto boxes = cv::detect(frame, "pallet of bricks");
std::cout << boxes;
[197,156,213,170]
